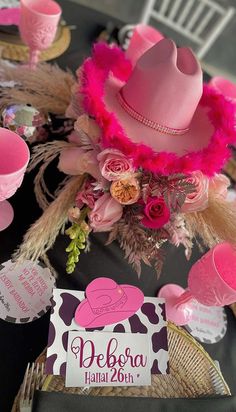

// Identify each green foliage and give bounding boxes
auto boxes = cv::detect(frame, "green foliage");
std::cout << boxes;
[65,223,87,274]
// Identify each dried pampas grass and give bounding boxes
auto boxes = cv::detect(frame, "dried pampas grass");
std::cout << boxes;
[13,175,85,264]
[185,192,236,249]
[28,140,77,210]
[0,60,75,114]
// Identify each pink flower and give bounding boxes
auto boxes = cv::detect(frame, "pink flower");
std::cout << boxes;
[89,193,123,232]
[142,197,170,229]
[209,173,230,199]
[97,148,134,181]
[74,114,101,144]
[58,147,102,181]
[181,171,209,213]
[68,206,81,223]
[65,82,83,119]
[76,180,98,209]
[67,131,82,145]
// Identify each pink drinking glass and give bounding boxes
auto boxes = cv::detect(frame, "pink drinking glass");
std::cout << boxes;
[19,0,62,69]
[0,128,30,231]
[158,242,236,326]
[209,76,236,103]
[125,24,164,66]
[209,77,236,146]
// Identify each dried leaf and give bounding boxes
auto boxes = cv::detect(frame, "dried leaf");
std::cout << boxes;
[167,214,193,260]
[106,209,169,278]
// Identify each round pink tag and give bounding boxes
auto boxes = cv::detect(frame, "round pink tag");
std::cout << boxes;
[0,260,55,323]
[185,301,227,344]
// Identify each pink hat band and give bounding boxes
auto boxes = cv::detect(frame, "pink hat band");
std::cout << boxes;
[86,281,126,306]
[89,290,127,316]
[117,91,189,135]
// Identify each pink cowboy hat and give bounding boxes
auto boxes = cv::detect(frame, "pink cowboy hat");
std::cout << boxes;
[74,277,144,328]
[80,39,236,176]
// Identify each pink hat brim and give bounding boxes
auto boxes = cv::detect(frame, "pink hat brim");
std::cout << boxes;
[104,76,213,156]
[74,285,144,328]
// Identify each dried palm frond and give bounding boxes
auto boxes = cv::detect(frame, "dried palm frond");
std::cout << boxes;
[185,192,236,248]
[13,175,85,264]
[28,140,77,210]
[0,60,75,114]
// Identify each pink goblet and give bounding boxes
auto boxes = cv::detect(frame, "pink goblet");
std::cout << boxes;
[209,76,236,103]
[158,242,236,325]
[0,128,30,231]
[19,0,62,69]
[209,76,236,138]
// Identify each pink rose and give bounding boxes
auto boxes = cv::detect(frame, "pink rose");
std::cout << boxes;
[142,197,170,229]
[181,171,209,213]
[209,174,230,199]
[89,193,123,232]
[58,147,102,181]
[97,148,134,181]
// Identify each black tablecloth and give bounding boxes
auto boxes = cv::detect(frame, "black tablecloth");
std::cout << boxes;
[32,391,236,412]
[0,2,236,411]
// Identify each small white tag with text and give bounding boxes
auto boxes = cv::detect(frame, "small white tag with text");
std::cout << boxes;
[66,331,151,387]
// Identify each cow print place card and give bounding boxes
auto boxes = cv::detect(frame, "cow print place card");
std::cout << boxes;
[46,288,169,376]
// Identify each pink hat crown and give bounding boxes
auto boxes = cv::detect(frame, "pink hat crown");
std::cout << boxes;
[86,278,127,315]
[120,38,202,133]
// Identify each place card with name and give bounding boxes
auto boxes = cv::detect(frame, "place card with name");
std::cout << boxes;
[66,331,151,387]
[46,288,169,377]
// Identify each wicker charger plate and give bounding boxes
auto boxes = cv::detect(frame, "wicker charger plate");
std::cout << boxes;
[0,23,71,62]
[11,322,230,412]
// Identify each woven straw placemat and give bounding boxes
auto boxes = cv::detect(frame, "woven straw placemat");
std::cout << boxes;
[0,23,71,62]
[11,322,230,412]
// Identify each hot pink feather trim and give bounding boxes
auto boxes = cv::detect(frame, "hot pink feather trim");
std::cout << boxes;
[79,43,236,176]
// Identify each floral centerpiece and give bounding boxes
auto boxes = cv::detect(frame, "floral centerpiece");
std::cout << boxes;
[58,118,231,275]
[3,38,236,278]
[58,123,231,275]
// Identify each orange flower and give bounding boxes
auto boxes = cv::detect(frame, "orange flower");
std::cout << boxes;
[110,177,140,205]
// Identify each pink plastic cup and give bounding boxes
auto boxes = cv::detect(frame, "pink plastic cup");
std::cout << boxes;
[188,242,236,306]
[209,76,236,103]
[19,0,62,68]
[125,24,164,66]
[0,128,30,231]
[209,77,236,145]
[158,242,236,325]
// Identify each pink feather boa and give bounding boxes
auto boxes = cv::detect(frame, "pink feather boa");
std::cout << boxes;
[79,43,236,176]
